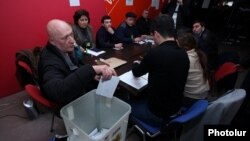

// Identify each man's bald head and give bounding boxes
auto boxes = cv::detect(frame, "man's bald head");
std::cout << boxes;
[47,19,71,40]
[46,19,75,53]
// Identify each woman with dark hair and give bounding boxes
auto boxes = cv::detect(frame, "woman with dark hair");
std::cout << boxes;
[72,9,95,50]
[177,32,210,107]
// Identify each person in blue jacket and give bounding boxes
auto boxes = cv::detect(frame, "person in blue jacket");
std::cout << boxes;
[116,12,142,44]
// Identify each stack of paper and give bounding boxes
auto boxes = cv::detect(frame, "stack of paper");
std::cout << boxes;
[119,71,148,90]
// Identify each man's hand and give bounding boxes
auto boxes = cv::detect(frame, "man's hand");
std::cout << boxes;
[133,37,142,43]
[114,43,123,50]
[107,27,115,34]
[93,65,117,80]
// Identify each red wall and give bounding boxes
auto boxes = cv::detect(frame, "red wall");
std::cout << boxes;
[0,0,105,98]
[0,0,164,98]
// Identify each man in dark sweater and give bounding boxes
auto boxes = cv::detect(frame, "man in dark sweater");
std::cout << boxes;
[136,9,151,35]
[192,20,218,71]
[96,15,123,49]
[130,15,190,126]
[38,19,117,106]
[116,12,142,44]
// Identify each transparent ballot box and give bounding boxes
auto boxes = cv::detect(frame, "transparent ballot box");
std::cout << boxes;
[60,89,131,141]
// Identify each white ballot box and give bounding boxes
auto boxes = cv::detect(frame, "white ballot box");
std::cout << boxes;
[60,89,131,141]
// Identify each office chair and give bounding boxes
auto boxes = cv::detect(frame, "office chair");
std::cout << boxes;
[25,84,60,132]
[214,62,238,81]
[18,60,33,75]
[213,62,238,95]
[17,60,40,86]
[180,89,246,141]
[128,99,208,141]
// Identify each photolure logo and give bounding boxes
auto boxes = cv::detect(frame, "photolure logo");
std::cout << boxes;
[208,129,247,136]
[204,125,249,141]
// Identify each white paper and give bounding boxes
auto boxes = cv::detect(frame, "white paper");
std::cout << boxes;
[126,0,133,6]
[69,0,80,7]
[119,71,148,90]
[89,128,108,139]
[86,49,105,56]
[96,76,120,98]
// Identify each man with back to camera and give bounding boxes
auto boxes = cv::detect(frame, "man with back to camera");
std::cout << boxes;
[130,15,190,126]
[96,15,123,49]
[116,12,142,44]
[38,19,117,106]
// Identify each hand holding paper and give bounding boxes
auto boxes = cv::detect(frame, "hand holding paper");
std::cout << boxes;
[96,76,120,98]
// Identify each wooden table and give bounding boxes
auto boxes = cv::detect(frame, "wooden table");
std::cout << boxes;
[83,43,151,95]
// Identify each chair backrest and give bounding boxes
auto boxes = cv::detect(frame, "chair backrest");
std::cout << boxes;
[16,47,42,88]
[180,89,246,141]
[25,84,57,108]
[18,60,33,75]
[214,62,238,94]
[214,62,237,81]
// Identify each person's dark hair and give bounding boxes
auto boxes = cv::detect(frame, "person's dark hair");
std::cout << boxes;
[177,32,208,81]
[150,14,175,38]
[193,20,205,27]
[101,15,111,23]
[73,9,90,25]
[125,12,137,18]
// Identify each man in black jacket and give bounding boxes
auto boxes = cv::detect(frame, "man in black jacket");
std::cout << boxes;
[136,9,151,35]
[161,0,191,29]
[96,15,123,49]
[116,12,142,44]
[192,20,218,71]
[38,19,117,106]
[130,15,190,126]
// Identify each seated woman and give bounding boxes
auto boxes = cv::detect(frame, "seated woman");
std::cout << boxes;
[177,32,210,107]
[72,9,95,50]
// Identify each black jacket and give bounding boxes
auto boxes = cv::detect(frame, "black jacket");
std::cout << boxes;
[116,21,140,44]
[136,17,151,35]
[161,0,191,29]
[132,41,190,120]
[96,26,118,48]
[38,42,96,105]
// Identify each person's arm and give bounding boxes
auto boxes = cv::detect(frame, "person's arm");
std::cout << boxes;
[41,58,116,105]
[42,63,96,105]
[132,51,151,77]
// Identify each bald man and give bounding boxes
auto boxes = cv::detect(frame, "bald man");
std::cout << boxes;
[38,19,117,106]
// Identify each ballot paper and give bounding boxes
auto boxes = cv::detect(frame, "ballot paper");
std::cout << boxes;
[119,71,148,90]
[96,76,120,98]
[89,128,109,140]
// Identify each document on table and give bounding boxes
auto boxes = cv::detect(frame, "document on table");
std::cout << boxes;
[119,71,148,90]
[86,48,105,56]
[96,57,127,69]
[96,76,120,98]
